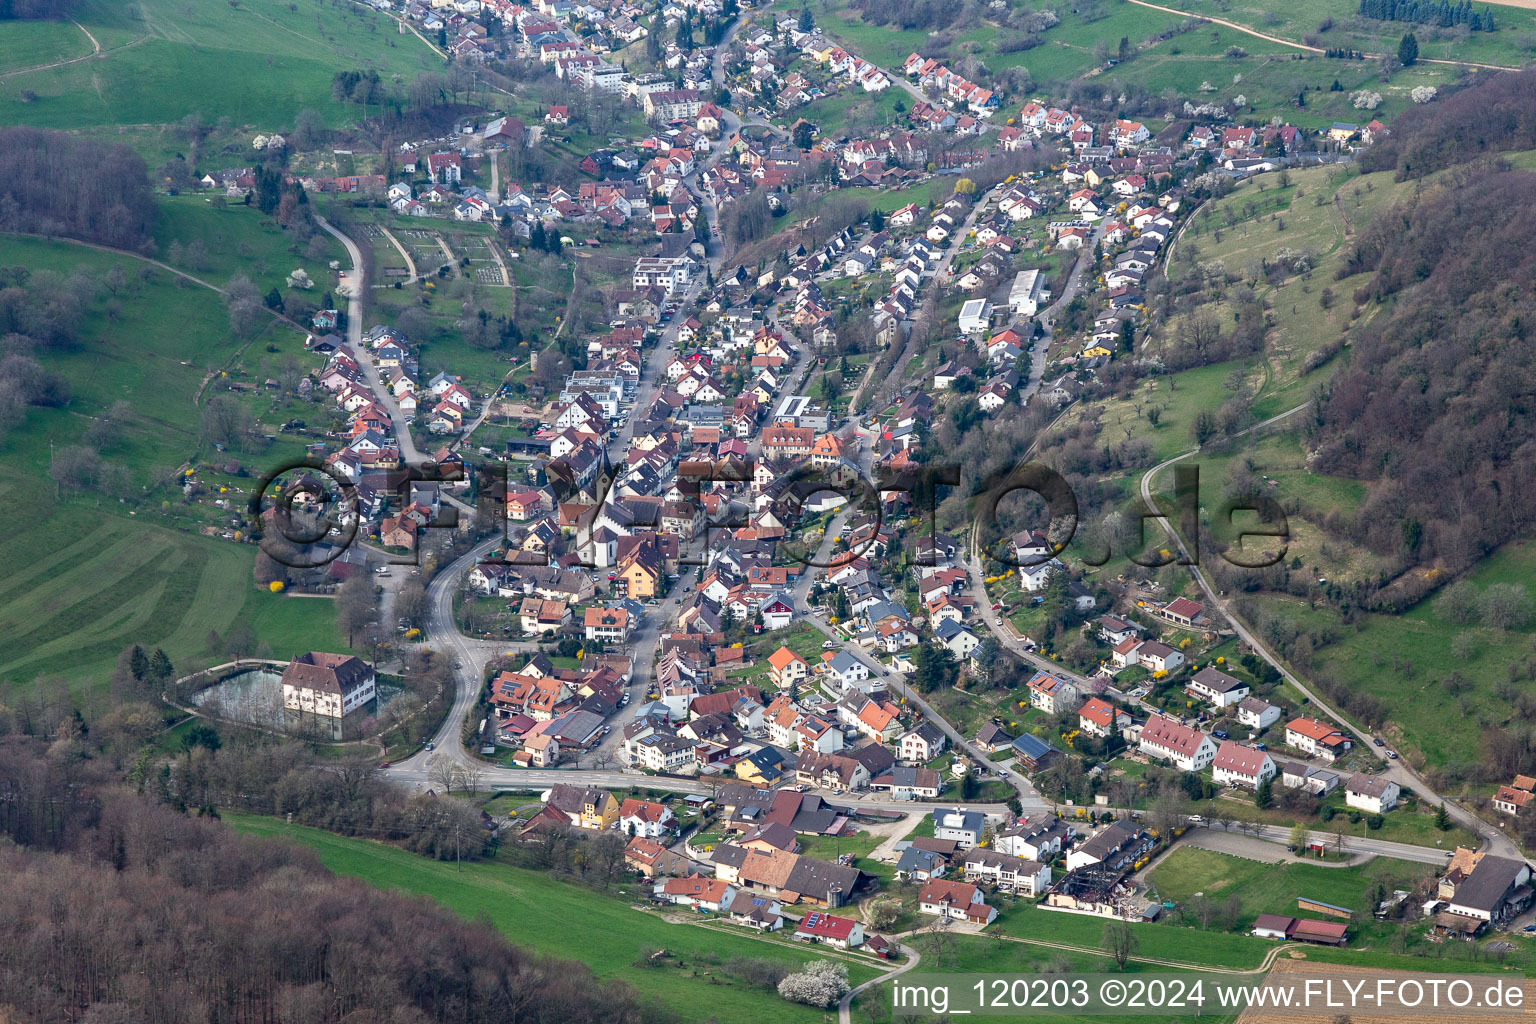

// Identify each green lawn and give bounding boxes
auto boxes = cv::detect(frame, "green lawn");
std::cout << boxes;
[152,195,343,305]
[1147,846,1435,933]
[997,900,1275,969]
[229,815,880,1024]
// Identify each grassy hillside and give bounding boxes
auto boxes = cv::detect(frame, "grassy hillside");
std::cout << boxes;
[0,0,441,139]
[230,814,882,1024]
[152,195,344,298]
[0,493,348,687]
[0,223,351,694]
[0,18,96,74]
[783,0,1503,127]
[1069,154,1536,777]
[1261,541,1536,771]
[1168,0,1536,68]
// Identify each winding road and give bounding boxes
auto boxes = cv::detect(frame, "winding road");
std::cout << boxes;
[1138,404,1521,860]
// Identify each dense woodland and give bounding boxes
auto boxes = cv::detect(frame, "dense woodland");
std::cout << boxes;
[0,0,77,18]
[1307,168,1536,608]
[0,129,155,250]
[1360,68,1536,178]
[0,736,674,1024]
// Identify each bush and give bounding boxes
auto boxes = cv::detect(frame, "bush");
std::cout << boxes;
[726,957,791,990]
[1367,813,1385,830]
[866,896,903,930]
[778,960,850,1008]
[1320,805,1336,821]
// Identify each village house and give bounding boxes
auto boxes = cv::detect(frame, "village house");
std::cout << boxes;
[899,721,946,763]
[1493,776,1536,816]
[994,817,1069,862]
[1236,696,1282,731]
[1138,713,1216,772]
[1436,849,1535,932]
[1158,597,1206,628]
[1187,666,1251,708]
[545,783,620,831]
[625,836,691,877]
[618,798,677,838]
[583,606,633,644]
[931,807,986,849]
[768,646,810,690]
[726,891,785,931]
[793,911,865,949]
[963,850,1051,897]
[917,878,997,924]
[656,874,735,912]
[1211,740,1275,790]
[896,844,950,882]
[1026,670,1081,715]
[1065,819,1153,872]
[1285,716,1353,762]
[1078,697,1130,739]
[1344,774,1400,814]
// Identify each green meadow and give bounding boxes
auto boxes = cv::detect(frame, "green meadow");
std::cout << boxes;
[231,814,883,1024]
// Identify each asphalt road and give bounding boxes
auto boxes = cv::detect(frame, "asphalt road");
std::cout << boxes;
[317,216,425,468]
[1191,822,1459,866]
[1137,410,1520,860]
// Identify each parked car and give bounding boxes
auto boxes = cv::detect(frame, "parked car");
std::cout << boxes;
[1212,729,1229,740]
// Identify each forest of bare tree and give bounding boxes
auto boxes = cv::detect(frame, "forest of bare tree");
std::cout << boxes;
[1305,160,1536,608]
[0,129,155,250]
[0,735,676,1024]
[0,0,77,17]
[1360,67,1536,179]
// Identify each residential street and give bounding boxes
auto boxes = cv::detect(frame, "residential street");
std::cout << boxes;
[317,215,425,468]
[1139,420,1521,860]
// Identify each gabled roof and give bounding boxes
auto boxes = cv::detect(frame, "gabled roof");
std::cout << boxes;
[1140,713,1209,758]
[1190,666,1247,693]
[1213,740,1269,778]
[1079,697,1118,728]
[795,911,859,940]
[1011,732,1056,760]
